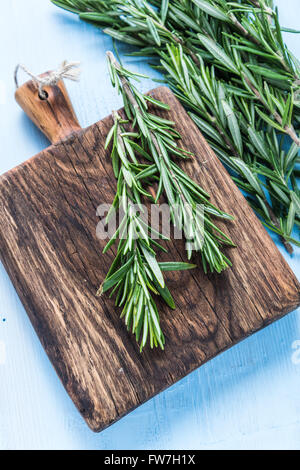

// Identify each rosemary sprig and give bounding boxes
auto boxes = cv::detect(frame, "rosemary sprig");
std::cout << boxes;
[100,110,196,351]
[52,0,300,251]
[107,51,234,273]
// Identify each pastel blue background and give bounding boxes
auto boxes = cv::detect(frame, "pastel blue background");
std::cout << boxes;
[0,0,299,450]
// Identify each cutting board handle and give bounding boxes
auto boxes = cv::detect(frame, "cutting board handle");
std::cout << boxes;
[15,73,81,144]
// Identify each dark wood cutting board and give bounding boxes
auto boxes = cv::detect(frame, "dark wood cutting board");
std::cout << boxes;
[0,76,299,432]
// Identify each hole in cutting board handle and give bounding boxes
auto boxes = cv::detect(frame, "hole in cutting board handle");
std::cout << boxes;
[38,90,49,101]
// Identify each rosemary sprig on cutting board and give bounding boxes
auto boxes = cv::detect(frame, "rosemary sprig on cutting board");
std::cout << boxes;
[101,54,234,350]
[52,0,300,251]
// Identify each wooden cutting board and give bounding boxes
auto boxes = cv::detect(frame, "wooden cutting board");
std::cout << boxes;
[0,75,299,432]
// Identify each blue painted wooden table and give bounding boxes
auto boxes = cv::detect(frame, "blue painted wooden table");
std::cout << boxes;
[0,0,299,450]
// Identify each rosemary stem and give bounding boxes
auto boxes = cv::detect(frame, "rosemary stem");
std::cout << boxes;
[244,76,300,146]
[229,13,260,46]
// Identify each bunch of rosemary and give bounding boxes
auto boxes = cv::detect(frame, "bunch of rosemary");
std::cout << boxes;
[52,0,300,251]
[101,53,234,350]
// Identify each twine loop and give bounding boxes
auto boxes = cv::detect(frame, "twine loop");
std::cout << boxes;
[14,61,81,99]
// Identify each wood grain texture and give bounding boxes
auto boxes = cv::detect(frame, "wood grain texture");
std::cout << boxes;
[0,86,299,432]
[15,77,81,144]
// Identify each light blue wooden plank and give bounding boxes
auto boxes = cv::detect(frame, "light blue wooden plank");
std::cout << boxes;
[0,0,299,450]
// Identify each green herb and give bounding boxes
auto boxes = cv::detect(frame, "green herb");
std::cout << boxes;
[52,0,300,251]
[99,110,197,351]
[107,51,234,272]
